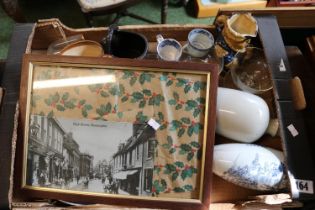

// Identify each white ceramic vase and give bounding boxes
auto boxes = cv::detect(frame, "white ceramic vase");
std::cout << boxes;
[213,143,287,191]
[216,87,277,143]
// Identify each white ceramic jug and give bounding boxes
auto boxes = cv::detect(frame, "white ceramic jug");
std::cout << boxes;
[213,143,287,191]
[216,87,278,143]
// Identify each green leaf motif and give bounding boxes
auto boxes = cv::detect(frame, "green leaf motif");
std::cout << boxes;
[44,98,52,106]
[148,97,154,106]
[166,80,173,86]
[47,111,54,118]
[186,100,198,109]
[117,112,123,119]
[184,185,193,191]
[161,179,167,188]
[169,148,176,154]
[181,117,190,124]
[174,161,184,168]
[96,104,110,116]
[172,172,179,181]
[109,84,125,96]
[139,73,146,84]
[136,111,148,123]
[188,126,194,137]
[178,128,185,137]
[193,81,201,92]
[162,143,171,149]
[64,100,76,109]
[82,110,88,118]
[180,144,192,152]
[121,95,129,102]
[170,120,182,130]
[122,71,133,79]
[196,97,206,104]
[84,104,93,110]
[190,141,200,148]
[79,99,86,106]
[173,92,180,101]
[184,85,192,94]
[88,84,102,92]
[173,187,185,192]
[139,100,146,108]
[181,168,193,180]
[193,124,201,134]
[56,105,65,111]
[62,93,69,101]
[154,167,161,175]
[142,89,152,96]
[130,77,137,86]
[175,104,182,110]
[154,95,164,106]
[96,107,104,116]
[132,92,144,101]
[105,103,112,114]
[160,124,167,130]
[164,164,176,174]
[193,109,201,118]
[100,90,110,97]
[168,99,177,105]
[187,152,194,161]
[176,78,187,87]
[158,112,164,121]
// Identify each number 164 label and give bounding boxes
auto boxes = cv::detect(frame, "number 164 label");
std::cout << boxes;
[295,179,314,194]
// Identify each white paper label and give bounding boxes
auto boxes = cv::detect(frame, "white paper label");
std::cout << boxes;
[294,179,314,194]
[287,124,299,137]
[279,59,286,72]
[148,118,160,130]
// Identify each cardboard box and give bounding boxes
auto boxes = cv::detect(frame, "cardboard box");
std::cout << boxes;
[1,13,315,209]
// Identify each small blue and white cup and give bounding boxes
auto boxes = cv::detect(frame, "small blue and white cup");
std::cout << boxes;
[156,34,182,61]
[184,28,214,58]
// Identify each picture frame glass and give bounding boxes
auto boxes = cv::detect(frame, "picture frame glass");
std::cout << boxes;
[22,58,215,202]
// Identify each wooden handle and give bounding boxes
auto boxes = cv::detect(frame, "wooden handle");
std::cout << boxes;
[291,76,306,110]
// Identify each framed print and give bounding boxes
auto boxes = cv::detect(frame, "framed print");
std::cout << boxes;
[18,54,218,209]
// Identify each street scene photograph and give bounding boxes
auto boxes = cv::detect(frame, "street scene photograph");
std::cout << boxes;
[26,115,156,196]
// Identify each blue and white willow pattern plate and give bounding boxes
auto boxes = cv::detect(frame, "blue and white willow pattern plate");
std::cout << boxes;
[213,143,287,191]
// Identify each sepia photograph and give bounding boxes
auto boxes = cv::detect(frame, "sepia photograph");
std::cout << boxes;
[26,115,156,196]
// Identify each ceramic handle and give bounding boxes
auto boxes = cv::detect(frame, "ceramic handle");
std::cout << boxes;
[156,34,164,44]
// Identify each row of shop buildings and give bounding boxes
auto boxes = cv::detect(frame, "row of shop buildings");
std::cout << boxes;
[26,115,93,187]
[110,124,156,195]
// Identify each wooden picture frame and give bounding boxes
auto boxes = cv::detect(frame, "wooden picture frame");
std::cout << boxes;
[18,54,218,210]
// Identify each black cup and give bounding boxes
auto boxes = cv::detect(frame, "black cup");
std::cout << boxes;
[102,25,148,59]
